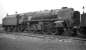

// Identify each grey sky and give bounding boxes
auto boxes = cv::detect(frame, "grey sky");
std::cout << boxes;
[0,1,6,24]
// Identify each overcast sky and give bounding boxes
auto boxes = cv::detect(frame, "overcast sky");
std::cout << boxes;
[0,0,86,24]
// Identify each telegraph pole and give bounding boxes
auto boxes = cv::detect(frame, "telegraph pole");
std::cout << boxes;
[15,11,21,25]
[16,11,19,25]
[6,13,9,16]
[15,11,20,32]
[83,6,85,14]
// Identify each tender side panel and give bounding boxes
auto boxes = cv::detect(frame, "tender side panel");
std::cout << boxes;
[3,17,17,25]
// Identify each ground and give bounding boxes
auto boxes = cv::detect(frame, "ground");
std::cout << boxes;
[0,32,86,50]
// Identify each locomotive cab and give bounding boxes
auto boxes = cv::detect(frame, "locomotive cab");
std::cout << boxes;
[80,13,86,37]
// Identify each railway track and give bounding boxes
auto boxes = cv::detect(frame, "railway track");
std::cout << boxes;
[0,31,86,41]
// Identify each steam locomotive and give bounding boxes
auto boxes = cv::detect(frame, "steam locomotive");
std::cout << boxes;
[2,7,86,37]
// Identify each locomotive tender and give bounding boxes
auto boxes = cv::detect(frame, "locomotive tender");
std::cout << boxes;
[3,7,85,36]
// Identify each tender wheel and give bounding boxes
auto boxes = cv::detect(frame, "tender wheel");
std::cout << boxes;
[7,26,12,32]
[4,27,8,32]
[18,25,24,32]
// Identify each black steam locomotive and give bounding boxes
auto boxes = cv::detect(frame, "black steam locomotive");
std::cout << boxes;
[2,7,86,37]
